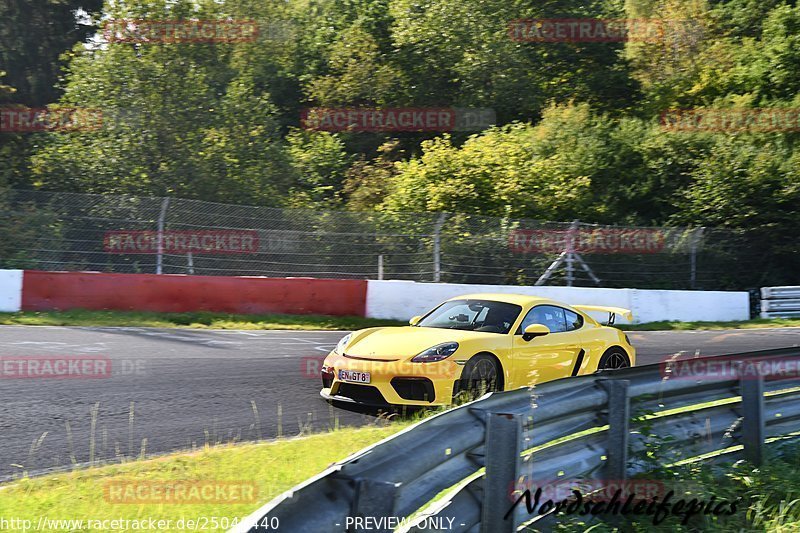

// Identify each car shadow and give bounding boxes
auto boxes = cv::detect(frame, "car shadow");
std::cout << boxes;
[323,398,435,420]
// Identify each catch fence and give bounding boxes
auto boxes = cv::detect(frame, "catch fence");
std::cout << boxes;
[0,188,781,290]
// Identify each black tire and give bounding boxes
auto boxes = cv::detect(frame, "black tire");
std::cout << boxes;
[455,354,502,402]
[597,348,631,372]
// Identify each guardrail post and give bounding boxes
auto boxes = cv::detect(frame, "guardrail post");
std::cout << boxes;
[353,479,400,533]
[740,371,765,466]
[600,379,630,482]
[481,412,523,533]
[155,197,169,275]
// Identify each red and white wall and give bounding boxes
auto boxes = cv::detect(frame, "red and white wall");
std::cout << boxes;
[0,270,750,324]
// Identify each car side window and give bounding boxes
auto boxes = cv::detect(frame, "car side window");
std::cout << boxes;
[518,305,567,334]
[564,309,583,331]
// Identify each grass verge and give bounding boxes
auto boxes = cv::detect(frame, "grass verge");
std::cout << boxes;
[0,423,410,532]
[0,309,405,331]
[621,317,800,331]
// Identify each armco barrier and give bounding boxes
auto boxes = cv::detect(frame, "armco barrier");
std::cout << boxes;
[21,271,368,316]
[365,280,750,323]
[761,286,800,318]
[233,348,800,533]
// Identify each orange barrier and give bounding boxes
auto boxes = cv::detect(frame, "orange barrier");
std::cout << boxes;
[21,271,367,316]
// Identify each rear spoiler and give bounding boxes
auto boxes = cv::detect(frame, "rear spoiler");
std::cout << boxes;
[573,305,633,325]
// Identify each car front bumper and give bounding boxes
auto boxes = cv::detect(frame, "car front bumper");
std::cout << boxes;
[319,352,464,407]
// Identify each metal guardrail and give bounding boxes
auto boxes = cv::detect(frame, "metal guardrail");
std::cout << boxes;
[232,348,800,533]
[761,286,800,318]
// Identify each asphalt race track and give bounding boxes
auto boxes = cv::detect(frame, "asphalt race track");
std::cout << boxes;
[2,325,800,479]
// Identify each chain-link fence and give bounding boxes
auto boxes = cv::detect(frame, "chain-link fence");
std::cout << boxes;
[0,188,791,290]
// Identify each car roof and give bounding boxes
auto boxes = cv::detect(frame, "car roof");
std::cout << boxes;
[446,293,563,307]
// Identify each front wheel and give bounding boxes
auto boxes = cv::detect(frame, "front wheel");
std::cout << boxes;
[454,354,501,402]
[597,348,631,371]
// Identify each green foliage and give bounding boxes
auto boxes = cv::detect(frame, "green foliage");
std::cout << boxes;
[342,140,406,210]
[307,25,408,107]
[286,128,351,206]
[556,441,800,531]
[0,187,67,270]
[382,104,668,223]
[29,0,292,204]
[674,136,800,229]
[0,0,103,106]
[2,0,800,254]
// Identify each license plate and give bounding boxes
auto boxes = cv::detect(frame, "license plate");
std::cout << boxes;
[338,370,371,384]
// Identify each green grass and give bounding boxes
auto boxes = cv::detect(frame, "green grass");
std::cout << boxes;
[0,309,405,331]
[0,423,411,532]
[620,317,800,331]
[554,439,800,532]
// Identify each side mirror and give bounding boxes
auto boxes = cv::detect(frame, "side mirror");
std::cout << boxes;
[522,324,550,342]
[409,315,422,326]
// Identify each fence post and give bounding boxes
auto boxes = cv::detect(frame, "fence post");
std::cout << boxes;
[156,197,169,275]
[740,370,765,466]
[599,379,630,482]
[377,254,384,280]
[481,412,522,533]
[690,227,705,290]
[432,213,447,283]
[565,220,579,287]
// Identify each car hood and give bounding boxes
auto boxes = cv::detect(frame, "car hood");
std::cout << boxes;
[342,326,497,361]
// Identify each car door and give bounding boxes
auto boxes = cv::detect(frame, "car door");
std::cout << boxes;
[512,305,584,386]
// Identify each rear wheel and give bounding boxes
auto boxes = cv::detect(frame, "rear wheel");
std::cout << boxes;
[455,354,501,402]
[597,348,630,371]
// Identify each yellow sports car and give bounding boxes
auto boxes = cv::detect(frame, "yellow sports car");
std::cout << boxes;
[320,293,635,407]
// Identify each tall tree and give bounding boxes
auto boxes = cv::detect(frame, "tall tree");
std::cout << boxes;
[0,0,103,106]
[30,0,293,204]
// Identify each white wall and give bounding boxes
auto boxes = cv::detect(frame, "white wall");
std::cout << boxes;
[365,280,750,324]
[0,270,23,312]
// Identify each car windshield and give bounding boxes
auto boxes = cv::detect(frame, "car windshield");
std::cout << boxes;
[417,300,522,334]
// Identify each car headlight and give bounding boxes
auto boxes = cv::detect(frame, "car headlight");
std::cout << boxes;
[411,342,459,363]
[334,333,352,355]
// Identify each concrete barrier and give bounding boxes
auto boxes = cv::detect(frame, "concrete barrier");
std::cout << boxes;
[365,280,750,324]
[0,269,23,312]
[0,269,751,324]
[21,271,368,316]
